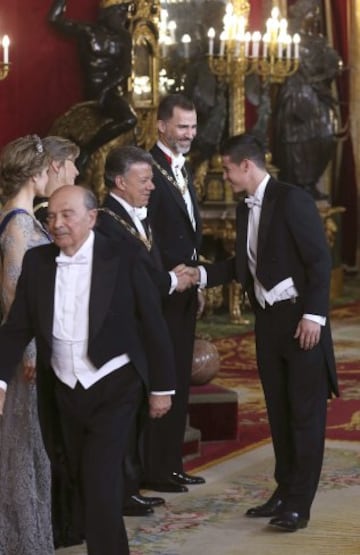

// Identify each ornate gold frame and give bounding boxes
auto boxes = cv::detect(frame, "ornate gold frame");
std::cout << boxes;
[130,0,161,149]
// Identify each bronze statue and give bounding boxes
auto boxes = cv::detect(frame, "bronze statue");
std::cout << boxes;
[273,0,342,199]
[49,0,137,173]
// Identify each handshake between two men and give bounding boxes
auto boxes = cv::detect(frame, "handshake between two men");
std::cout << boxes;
[172,264,204,319]
[173,265,201,292]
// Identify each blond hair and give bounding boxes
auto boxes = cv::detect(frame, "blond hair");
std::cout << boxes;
[42,136,80,165]
[0,135,49,199]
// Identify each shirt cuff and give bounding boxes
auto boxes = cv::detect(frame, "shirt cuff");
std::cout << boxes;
[150,390,175,395]
[198,265,207,289]
[303,314,326,326]
[0,380,8,392]
[169,271,177,295]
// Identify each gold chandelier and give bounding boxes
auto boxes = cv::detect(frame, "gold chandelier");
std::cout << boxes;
[208,4,300,82]
[206,2,300,135]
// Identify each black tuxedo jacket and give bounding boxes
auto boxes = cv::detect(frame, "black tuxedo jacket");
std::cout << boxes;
[148,144,202,269]
[0,233,176,441]
[97,194,171,297]
[206,177,338,395]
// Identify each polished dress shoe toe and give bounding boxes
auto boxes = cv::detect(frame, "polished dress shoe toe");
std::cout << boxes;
[142,480,188,493]
[171,472,206,485]
[130,494,165,507]
[246,498,284,518]
[269,511,308,532]
[123,496,154,517]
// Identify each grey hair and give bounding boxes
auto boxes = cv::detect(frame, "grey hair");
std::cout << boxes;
[104,146,153,189]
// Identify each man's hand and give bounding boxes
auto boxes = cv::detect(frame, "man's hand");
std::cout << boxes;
[149,394,172,419]
[172,264,186,276]
[294,318,321,350]
[172,264,200,292]
[176,273,195,292]
[185,266,200,284]
[0,388,6,416]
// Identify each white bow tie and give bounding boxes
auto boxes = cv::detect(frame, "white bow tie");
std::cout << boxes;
[171,155,185,172]
[56,254,89,266]
[245,196,262,209]
[132,206,147,221]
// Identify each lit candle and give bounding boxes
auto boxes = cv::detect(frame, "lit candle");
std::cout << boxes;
[223,2,233,37]
[219,31,226,57]
[271,6,280,20]
[279,18,288,34]
[252,31,261,58]
[181,34,191,59]
[270,8,280,43]
[286,36,292,59]
[168,20,177,43]
[266,18,273,36]
[237,15,245,39]
[293,33,301,59]
[207,27,215,56]
[160,9,168,23]
[2,35,10,65]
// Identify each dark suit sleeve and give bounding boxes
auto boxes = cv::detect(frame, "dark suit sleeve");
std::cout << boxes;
[285,188,332,315]
[137,248,172,298]
[131,257,176,392]
[203,257,236,288]
[97,215,172,298]
[0,252,35,383]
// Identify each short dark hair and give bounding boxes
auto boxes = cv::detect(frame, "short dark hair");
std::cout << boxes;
[220,134,266,169]
[104,146,153,189]
[157,94,195,121]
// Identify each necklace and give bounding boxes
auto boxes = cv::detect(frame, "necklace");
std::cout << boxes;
[153,160,189,196]
[98,207,153,251]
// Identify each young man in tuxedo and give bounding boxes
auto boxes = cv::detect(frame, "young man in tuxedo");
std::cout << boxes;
[0,185,176,555]
[142,93,206,492]
[97,145,194,515]
[191,133,338,532]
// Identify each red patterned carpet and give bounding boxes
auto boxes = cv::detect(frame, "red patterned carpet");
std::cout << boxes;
[186,301,360,471]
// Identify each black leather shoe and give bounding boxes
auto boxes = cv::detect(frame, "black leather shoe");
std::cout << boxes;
[171,472,206,485]
[123,497,154,517]
[269,511,308,532]
[246,498,284,518]
[142,480,188,493]
[129,494,165,507]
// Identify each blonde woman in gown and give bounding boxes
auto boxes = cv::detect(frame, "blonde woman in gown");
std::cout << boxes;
[0,134,54,555]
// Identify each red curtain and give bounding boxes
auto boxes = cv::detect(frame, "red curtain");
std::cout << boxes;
[0,0,98,148]
[330,0,358,268]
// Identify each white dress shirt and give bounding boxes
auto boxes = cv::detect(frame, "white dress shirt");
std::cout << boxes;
[51,231,130,389]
